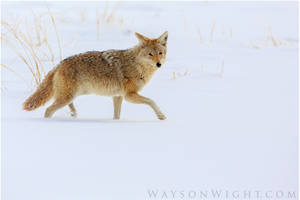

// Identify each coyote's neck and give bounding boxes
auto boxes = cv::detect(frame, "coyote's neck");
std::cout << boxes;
[125,45,142,57]
[138,46,158,82]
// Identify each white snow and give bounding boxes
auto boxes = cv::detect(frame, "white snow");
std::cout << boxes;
[1,1,298,200]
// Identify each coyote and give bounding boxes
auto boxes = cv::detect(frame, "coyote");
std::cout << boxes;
[23,31,168,120]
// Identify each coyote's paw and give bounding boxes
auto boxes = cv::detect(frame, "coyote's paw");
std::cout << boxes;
[70,112,77,118]
[157,113,166,120]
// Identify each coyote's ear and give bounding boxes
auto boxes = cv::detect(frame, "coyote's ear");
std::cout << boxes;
[158,31,168,46]
[135,32,150,44]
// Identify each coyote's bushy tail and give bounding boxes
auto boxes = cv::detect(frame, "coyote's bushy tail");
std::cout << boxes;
[23,68,57,111]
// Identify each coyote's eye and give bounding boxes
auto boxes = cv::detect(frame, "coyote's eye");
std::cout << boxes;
[149,53,153,56]
[159,52,162,55]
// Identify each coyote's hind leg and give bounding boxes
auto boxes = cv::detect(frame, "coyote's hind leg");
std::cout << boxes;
[68,102,77,117]
[44,96,73,118]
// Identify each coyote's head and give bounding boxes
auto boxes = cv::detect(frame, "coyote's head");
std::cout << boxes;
[135,31,168,68]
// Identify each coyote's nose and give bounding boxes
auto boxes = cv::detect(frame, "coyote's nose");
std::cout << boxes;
[156,62,161,67]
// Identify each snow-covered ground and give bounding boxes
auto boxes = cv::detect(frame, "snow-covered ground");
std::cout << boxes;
[1,2,298,200]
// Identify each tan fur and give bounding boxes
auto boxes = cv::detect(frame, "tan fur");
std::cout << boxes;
[23,68,57,111]
[23,31,168,120]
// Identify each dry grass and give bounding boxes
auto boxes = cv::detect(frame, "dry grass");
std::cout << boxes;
[183,13,188,31]
[96,2,123,39]
[268,25,278,47]
[221,25,226,40]
[197,28,204,44]
[47,5,62,61]
[172,68,190,80]
[1,22,44,85]
[197,21,232,44]
[1,6,63,88]
[210,20,216,43]
[250,25,294,49]
[79,10,86,23]
[96,9,102,40]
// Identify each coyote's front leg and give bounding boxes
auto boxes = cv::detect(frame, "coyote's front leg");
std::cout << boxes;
[125,92,166,120]
[113,96,123,119]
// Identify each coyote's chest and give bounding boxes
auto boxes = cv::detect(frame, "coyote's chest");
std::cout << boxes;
[122,64,157,93]
[139,64,157,84]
